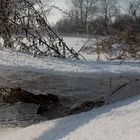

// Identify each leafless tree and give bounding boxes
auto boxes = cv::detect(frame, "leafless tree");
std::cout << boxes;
[99,0,118,30]
[55,0,98,34]
[0,0,81,59]
[125,0,140,21]
[68,0,98,25]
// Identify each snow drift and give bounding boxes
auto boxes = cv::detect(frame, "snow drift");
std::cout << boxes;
[1,95,140,140]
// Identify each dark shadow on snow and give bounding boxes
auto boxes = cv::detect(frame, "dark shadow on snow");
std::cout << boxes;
[35,95,140,140]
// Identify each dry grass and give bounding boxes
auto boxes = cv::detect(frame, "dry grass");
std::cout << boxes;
[81,29,140,60]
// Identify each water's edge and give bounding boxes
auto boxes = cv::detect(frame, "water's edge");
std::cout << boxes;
[0,66,140,128]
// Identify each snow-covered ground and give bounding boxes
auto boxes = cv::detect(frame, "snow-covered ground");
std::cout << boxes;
[63,36,100,60]
[0,36,139,76]
[0,49,140,77]
[1,95,140,140]
[0,36,140,140]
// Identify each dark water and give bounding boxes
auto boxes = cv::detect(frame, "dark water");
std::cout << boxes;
[0,65,140,128]
[0,66,104,127]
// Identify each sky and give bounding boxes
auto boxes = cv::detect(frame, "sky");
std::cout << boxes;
[52,0,71,8]
[47,0,128,25]
[48,0,71,24]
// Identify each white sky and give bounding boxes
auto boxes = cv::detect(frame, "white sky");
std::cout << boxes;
[48,0,71,24]
[47,0,127,25]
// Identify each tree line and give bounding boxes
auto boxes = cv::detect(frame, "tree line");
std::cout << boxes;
[55,0,140,35]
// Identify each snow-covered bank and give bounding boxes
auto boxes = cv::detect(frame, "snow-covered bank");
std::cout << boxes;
[1,95,140,140]
[0,35,140,140]
[0,49,140,77]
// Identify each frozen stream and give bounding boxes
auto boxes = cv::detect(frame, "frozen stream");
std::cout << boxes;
[0,65,140,128]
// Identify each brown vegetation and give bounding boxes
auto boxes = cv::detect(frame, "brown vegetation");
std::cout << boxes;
[81,29,140,60]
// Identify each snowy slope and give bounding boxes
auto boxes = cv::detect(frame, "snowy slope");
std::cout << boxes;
[1,95,140,140]
[0,37,140,140]
[0,49,140,76]
[0,35,139,76]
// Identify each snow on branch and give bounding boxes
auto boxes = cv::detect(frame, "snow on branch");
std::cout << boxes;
[0,0,83,59]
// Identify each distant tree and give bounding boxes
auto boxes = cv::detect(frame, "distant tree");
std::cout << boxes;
[70,0,98,25]
[125,0,140,21]
[112,14,131,32]
[56,19,74,33]
[99,0,119,30]
[89,16,105,35]
[124,0,140,32]
[57,0,98,34]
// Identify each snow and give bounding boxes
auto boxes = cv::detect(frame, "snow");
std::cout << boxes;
[0,49,140,77]
[63,36,100,60]
[0,36,139,76]
[1,95,140,140]
[0,36,140,140]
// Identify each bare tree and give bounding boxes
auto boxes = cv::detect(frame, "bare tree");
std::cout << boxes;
[125,0,140,21]
[55,0,98,34]
[0,0,43,47]
[117,0,140,32]
[99,0,118,30]
[69,0,98,25]
[0,0,81,59]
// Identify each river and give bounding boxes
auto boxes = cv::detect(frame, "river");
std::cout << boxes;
[0,65,140,128]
